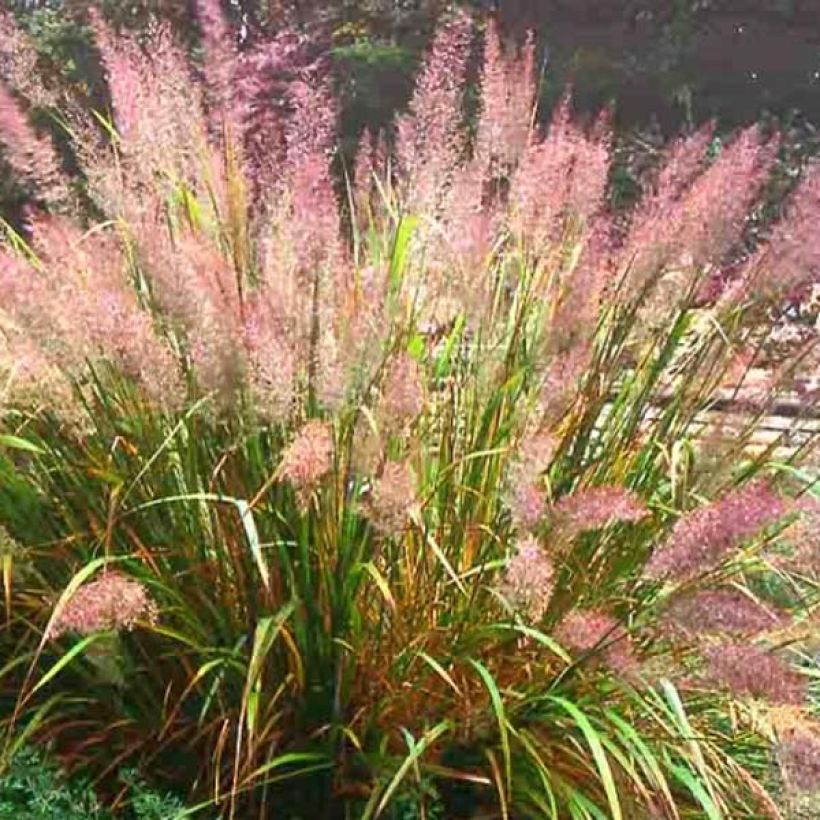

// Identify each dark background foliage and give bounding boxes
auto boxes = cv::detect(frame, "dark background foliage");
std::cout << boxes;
[4,0,819,131]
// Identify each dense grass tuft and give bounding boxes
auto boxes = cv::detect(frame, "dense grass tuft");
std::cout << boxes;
[1,6,819,817]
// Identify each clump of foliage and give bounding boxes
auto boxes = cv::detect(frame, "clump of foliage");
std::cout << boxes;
[1,3,819,818]
[0,745,109,819]
[0,745,191,819]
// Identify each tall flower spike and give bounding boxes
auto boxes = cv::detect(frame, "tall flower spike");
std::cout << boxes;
[508,480,547,533]
[87,12,207,220]
[25,215,183,407]
[366,460,418,535]
[671,125,778,268]
[646,121,716,205]
[242,294,296,422]
[702,643,805,705]
[283,73,341,267]
[231,30,314,189]
[619,123,775,295]
[538,339,592,423]
[279,420,334,507]
[566,113,611,224]
[0,327,82,426]
[550,486,649,540]
[507,429,556,532]
[193,0,236,123]
[499,536,555,622]
[554,609,637,676]
[0,82,68,204]
[89,10,145,143]
[663,588,784,637]
[645,481,786,581]
[48,572,158,640]
[396,10,473,212]
[780,497,820,577]
[778,728,820,794]
[379,353,425,432]
[509,96,579,248]
[0,10,61,108]
[548,218,616,353]
[476,21,537,174]
[729,163,820,306]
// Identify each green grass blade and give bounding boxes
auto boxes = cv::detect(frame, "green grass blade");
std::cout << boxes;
[547,696,623,820]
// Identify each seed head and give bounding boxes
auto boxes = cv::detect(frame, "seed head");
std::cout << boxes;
[48,572,158,640]
[663,588,784,637]
[279,420,334,505]
[499,536,555,622]
[702,643,805,705]
[551,486,649,539]
[367,460,418,535]
[646,482,786,581]
[554,609,637,676]
[380,353,425,431]
[778,728,820,794]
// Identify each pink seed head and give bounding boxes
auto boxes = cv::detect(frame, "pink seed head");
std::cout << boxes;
[703,643,805,705]
[500,536,555,622]
[367,460,418,535]
[646,482,786,582]
[279,420,334,504]
[48,572,158,640]
[551,486,649,539]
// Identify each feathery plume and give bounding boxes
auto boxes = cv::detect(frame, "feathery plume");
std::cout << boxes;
[48,572,158,640]
[508,481,546,532]
[550,486,649,539]
[555,609,637,676]
[29,216,183,405]
[89,12,206,214]
[476,22,537,174]
[729,163,820,306]
[644,121,715,206]
[619,124,776,295]
[567,114,611,224]
[702,643,805,705]
[548,218,616,351]
[780,498,820,576]
[538,340,591,423]
[507,429,556,531]
[2,218,183,407]
[396,10,473,212]
[672,125,777,267]
[0,82,67,203]
[193,0,236,123]
[379,353,425,432]
[0,9,58,106]
[509,96,579,248]
[645,482,786,581]
[231,30,314,188]
[778,728,820,794]
[242,294,296,421]
[663,588,784,637]
[499,535,555,622]
[0,324,82,426]
[366,460,418,535]
[279,420,334,505]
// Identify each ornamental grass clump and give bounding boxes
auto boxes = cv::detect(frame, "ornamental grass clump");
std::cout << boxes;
[1,6,820,818]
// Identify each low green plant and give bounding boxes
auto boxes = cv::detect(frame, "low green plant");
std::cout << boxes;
[0,745,109,819]
[0,745,192,819]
